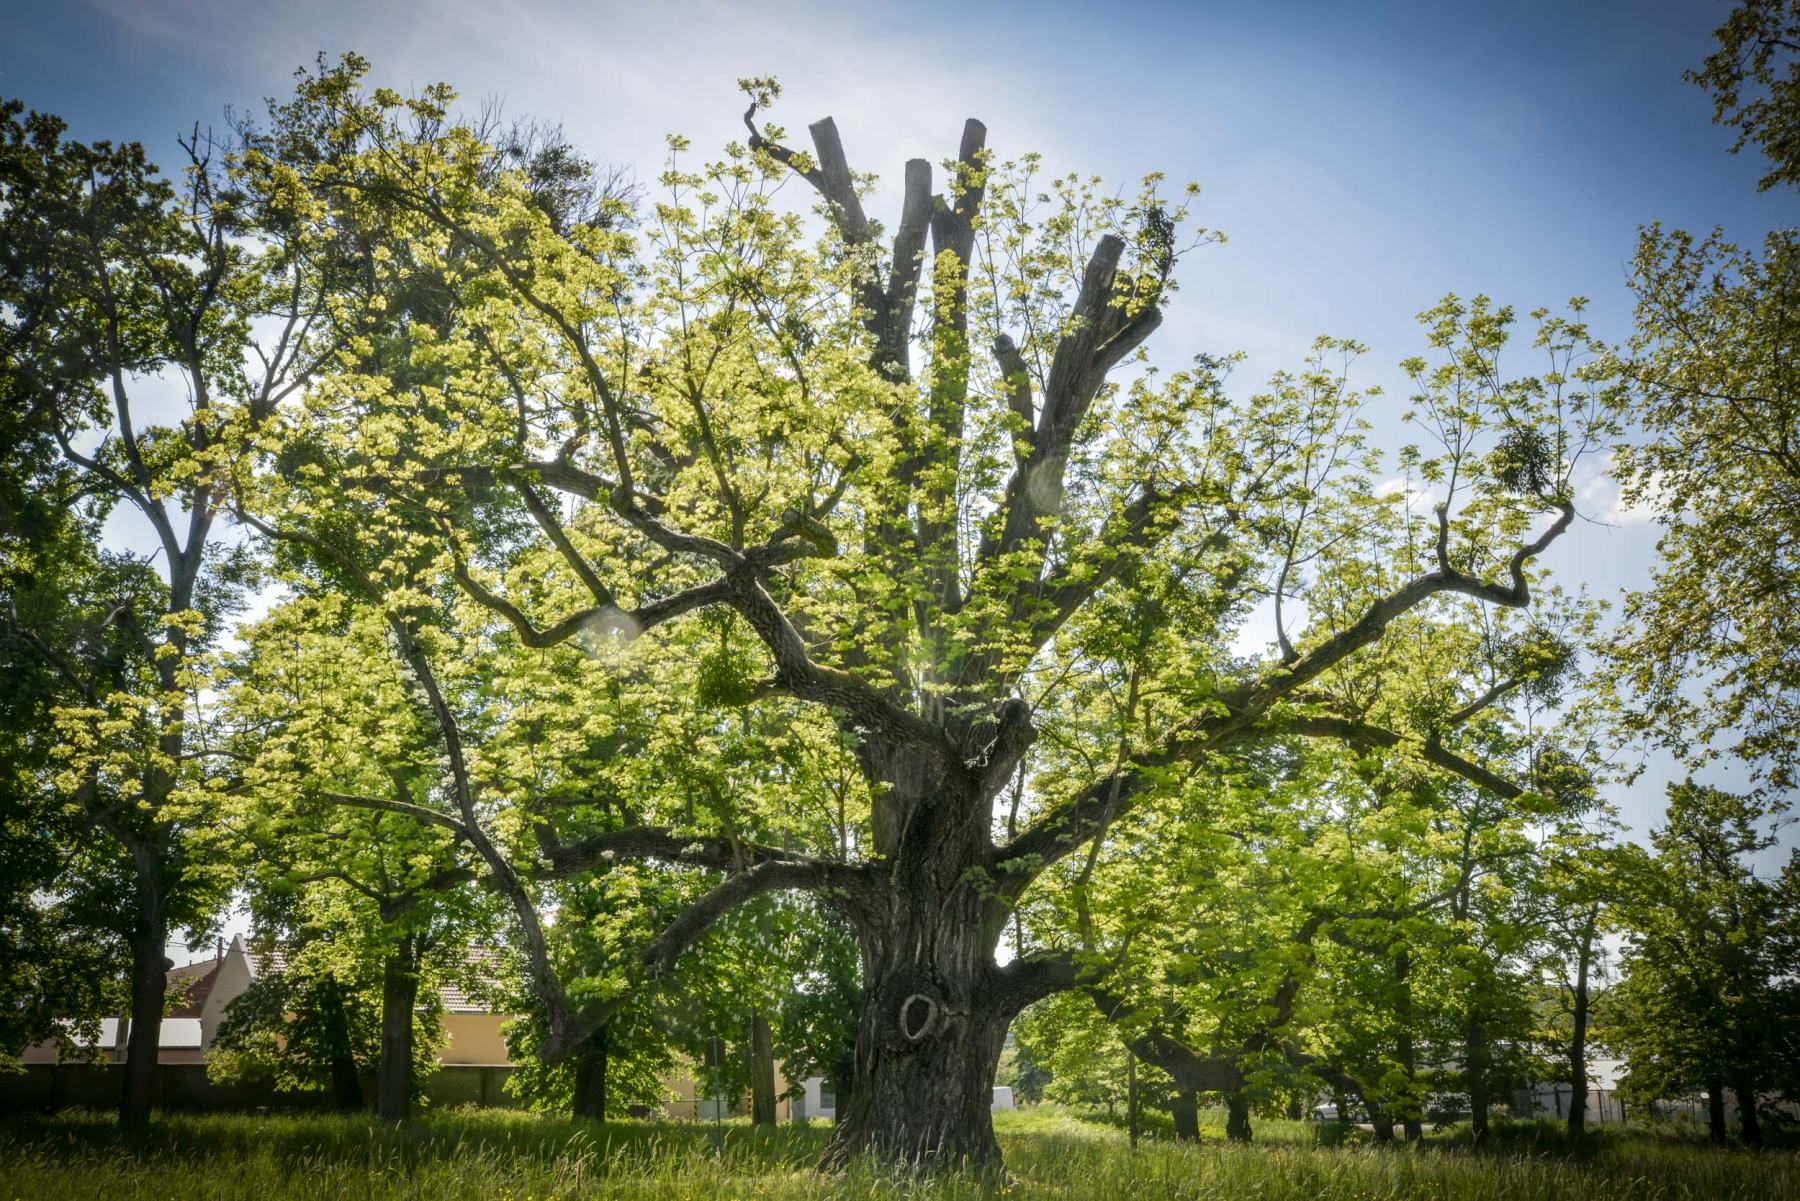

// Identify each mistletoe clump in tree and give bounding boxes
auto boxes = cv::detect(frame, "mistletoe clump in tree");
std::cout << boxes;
[230,58,1607,1168]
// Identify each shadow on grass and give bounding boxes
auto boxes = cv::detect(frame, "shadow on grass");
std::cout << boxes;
[1055,1104,1362,1148]
[0,1107,837,1174]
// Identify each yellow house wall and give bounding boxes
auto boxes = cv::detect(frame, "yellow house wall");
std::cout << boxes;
[656,1063,792,1121]
[439,1013,515,1065]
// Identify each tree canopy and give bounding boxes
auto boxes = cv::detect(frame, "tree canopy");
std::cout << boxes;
[2,22,1797,1169]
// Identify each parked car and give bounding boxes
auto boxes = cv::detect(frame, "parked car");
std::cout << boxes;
[1310,1102,1368,1122]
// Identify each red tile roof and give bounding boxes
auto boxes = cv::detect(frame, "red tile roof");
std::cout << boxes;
[165,958,222,1018]
[236,943,513,1014]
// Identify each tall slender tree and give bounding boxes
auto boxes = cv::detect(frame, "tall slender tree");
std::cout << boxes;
[0,98,350,1127]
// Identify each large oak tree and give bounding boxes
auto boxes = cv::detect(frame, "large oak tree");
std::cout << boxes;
[208,59,1611,1167]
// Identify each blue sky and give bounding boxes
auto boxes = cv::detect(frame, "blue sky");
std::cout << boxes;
[4,0,1792,868]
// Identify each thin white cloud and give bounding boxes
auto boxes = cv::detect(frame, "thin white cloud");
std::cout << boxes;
[1374,475,1439,512]
[1577,455,1662,526]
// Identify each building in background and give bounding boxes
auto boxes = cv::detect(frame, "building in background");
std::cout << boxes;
[16,937,516,1073]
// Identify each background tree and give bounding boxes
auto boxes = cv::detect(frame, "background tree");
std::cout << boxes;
[1605,224,1800,793]
[0,518,135,1065]
[1528,818,1622,1137]
[1013,996,1153,1120]
[0,94,350,1127]
[500,868,685,1122]
[1603,0,1800,793]
[221,593,497,1119]
[1691,0,1800,191]
[1607,783,1800,1146]
[209,937,389,1111]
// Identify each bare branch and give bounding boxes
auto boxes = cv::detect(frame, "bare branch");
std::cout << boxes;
[743,104,822,190]
[538,824,835,877]
[315,791,471,838]
[978,232,1167,578]
[884,157,933,361]
[805,117,870,243]
[1215,499,1576,718]
[994,333,1034,454]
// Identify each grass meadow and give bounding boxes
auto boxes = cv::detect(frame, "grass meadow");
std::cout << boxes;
[1,1105,1796,1200]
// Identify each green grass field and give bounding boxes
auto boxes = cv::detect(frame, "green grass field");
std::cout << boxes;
[2,1106,1795,1200]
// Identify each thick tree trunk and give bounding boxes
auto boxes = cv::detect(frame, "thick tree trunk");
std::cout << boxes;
[822,801,1015,1166]
[378,944,420,1121]
[1466,1012,1490,1144]
[1171,1089,1199,1140]
[750,1009,777,1126]
[118,883,169,1132]
[1707,1079,1727,1145]
[819,755,1021,1171]
[1567,918,1593,1138]
[823,965,1008,1168]
[1225,1090,1252,1143]
[1734,1072,1762,1147]
[573,1025,609,1121]
[1368,1103,1394,1143]
[317,978,365,1110]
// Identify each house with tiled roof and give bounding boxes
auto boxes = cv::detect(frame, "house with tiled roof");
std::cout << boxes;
[16,949,233,1066]
[12,941,847,1121]
[238,939,519,1068]
[17,936,518,1069]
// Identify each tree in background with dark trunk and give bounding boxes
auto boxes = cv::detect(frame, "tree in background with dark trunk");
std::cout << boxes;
[1609,784,1800,1148]
[1532,828,1620,1142]
[221,594,502,1122]
[571,1026,609,1121]
[0,91,359,1128]
[211,965,375,1110]
[1564,907,1599,1138]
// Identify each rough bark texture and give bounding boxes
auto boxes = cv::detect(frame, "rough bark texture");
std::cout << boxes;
[751,1010,777,1127]
[818,765,1017,1169]
[378,943,420,1121]
[573,1026,609,1121]
[118,883,168,1131]
[823,884,1011,1165]
[1466,1011,1490,1144]
[1707,1078,1728,1145]
[1225,1091,1253,1143]
[1171,1090,1200,1140]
